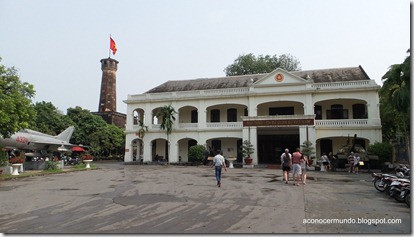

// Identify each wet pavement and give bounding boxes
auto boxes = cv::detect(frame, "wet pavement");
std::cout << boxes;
[0,161,410,234]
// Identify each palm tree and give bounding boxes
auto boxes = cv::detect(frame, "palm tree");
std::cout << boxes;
[156,105,177,163]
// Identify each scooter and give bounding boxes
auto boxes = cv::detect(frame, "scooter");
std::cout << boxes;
[372,173,400,192]
[389,179,410,202]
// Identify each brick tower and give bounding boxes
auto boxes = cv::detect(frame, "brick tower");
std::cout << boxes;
[98,58,118,112]
[93,57,126,129]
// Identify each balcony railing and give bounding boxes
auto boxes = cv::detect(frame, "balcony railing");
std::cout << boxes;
[315,119,368,126]
[146,119,368,132]
[206,122,243,129]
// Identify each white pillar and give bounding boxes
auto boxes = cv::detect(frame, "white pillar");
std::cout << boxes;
[143,141,152,162]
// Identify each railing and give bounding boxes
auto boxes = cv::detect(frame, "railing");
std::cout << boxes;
[148,119,368,131]
[178,123,198,129]
[127,88,249,101]
[206,122,243,129]
[315,119,368,126]
[311,81,372,89]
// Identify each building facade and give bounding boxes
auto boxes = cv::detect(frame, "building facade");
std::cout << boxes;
[123,66,382,165]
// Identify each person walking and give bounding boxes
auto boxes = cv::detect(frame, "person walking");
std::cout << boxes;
[281,149,292,184]
[211,150,227,187]
[348,152,355,173]
[353,153,361,174]
[291,148,302,186]
[321,153,330,172]
[300,154,309,184]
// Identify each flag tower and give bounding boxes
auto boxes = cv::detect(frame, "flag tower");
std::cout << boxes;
[92,36,126,129]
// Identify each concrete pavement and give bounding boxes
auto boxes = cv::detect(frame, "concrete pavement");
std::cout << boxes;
[0,161,410,234]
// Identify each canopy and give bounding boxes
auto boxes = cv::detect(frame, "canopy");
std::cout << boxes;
[72,146,85,152]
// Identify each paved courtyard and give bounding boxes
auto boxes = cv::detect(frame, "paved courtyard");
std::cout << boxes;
[0,161,410,234]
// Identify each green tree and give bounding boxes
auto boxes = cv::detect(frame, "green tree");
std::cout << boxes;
[65,107,124,158]
[66,106,108,146]
[0,58,36,137]
[31,101,74,135]
[300,140,315,159]
[367,142,393,163]
[224,53,301,76]
[188,144,206,165]
[380,50,410,151]
[157,105,177,163]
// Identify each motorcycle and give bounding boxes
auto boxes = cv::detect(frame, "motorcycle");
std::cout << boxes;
[63,156,80,166]
[389,178,410,202]
[399,184,410,207]
[372,164,410,192]
[372,173,400,192]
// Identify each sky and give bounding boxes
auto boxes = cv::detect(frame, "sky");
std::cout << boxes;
[0,0,410,115]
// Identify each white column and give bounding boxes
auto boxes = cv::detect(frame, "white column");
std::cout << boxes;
[250,127,258,165]
[169,140,179,163]
[143,140,152,162]
[124,135,132,162]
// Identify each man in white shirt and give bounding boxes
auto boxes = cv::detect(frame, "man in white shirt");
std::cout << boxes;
[211,150,227,187]
[353,153,361,174]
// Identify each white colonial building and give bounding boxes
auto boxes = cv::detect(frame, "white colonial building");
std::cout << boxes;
[123,66,382,165]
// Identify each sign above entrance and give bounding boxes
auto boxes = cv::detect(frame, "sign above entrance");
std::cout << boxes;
[243,118,314,127]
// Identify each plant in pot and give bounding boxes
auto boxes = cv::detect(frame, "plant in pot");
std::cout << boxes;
[241,140,254,165]
[300,140,315,166]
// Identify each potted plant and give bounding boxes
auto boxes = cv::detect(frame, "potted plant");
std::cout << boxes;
[9,156,25,164]
[300,140,315,166]
[241,140,254,165]
[82,154,94,169]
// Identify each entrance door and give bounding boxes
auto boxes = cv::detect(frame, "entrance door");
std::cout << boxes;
[257,128,299,164]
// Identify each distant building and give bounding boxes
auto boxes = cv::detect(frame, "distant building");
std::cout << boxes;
[123,66,382,165]
[92,57,126,129]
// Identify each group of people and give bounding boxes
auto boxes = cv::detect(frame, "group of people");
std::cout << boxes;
[211,148,363,188]
[347,152,361,174]
[280,148,308,186]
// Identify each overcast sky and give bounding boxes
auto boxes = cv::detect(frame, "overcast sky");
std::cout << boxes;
[0,0,410,114]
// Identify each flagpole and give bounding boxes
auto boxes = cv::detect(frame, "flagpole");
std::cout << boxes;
[108,34,111,58]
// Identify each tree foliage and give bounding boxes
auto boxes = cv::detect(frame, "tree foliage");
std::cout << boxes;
[300,140,315,159]
[241,140,254,158]
[367,142,393,163]
[156,105,177,163]
[157,105,177,137]
[32,101,74,135]
[188,144,206,164]
[65,106,125,157]
[224,53,301,76]
[0,58,36,137]
[379,50,410,143]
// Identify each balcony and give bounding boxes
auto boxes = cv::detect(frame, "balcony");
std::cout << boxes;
[315,119,368,127]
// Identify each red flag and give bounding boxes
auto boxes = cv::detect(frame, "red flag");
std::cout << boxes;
[110,37,117,55]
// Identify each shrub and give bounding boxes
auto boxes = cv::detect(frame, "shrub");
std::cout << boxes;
[45,161,58,170]
[188,145,206,165]
[0,148,8,167]
[367,142,393,163]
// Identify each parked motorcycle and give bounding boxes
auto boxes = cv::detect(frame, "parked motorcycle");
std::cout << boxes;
[372,164,410,192]
[389,178,410,202]
[372,173,400,192]
[62,156,80,166]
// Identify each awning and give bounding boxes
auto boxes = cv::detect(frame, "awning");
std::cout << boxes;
[72,146,85,152]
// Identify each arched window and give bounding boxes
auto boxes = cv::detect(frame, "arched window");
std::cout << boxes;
[227,108,237,122]
[133,110,139,125]
[191,110,198,123]
[314,105,322,120]
[353,104,367,119]
[327,104,348,119]
[211,109,220,123]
